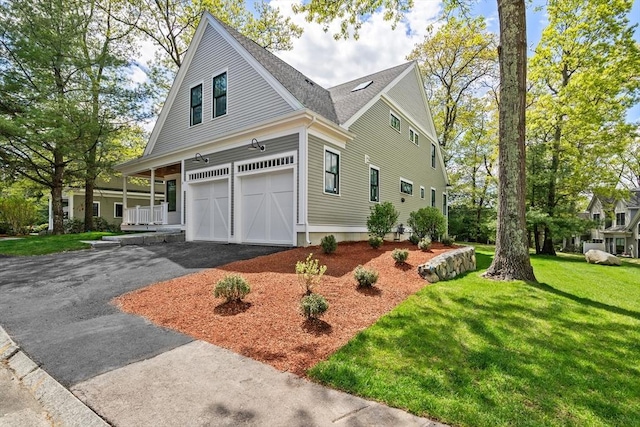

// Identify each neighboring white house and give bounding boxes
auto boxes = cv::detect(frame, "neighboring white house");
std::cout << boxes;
[116,12,449,246]
[581,188,640,258]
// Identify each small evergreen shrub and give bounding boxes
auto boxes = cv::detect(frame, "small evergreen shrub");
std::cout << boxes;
[214,274,251,302]
[368,236,384,249]
[300,293,329,319]
[295,253,327,295]
[320,234,337,254]
[354,265,379,287]
[418,236,432,251]
[442,235,455,246]
[63,218,85,234]
[366,202,399,238]
[407,207,446,240]
[93,217,119,233]
[391,248,409,264]
[408,234,420,245]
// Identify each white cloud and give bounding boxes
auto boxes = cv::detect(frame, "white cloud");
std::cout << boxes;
[271,0,442,87]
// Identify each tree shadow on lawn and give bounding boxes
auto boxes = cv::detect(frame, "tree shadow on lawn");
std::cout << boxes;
[314,287,640,426]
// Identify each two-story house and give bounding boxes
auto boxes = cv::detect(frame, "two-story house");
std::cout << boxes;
[116,12,448,246]
[583,188,640,257]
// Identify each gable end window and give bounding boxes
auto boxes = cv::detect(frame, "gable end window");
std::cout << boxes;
[390,112,400,132]
[190,84,202,126]
[409,128,419,146]
[213,72,227,118]
[400,178,413,195]
[324,149,340,194]
[616,212,625,226]
[431,143,437,168]
[370,166,379,202]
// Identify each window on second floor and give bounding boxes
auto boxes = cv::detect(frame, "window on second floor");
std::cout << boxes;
[390,112,400,132]
[324,149,340,194]
[616,212,625,226]
[213,72,227,118]
[190,84,202,126]
[431,143,436,168]
[409,128,419,146]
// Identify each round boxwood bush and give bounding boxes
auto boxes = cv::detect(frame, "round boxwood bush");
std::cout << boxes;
[300,293,329,319]
[418,236,432,251]
[368,236,384,249]
[213,274,251,303]
[354,265,379,287]
[320,234,337,254]
[391,248,409,264]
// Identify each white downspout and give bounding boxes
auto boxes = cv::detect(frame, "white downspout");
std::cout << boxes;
[304,116,317,245]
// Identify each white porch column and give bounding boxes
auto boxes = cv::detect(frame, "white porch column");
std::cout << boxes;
[181,159,185,226]
[150,168,156,209]
[48,197,53,230]
[122,175,128,209]
[68,191,74,219]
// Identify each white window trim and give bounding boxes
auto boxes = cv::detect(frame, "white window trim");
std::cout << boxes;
[420,185,425,199]
[369,164,380,203]
[431,143,437,169]
[431,187,437,208]
[323,145,341,196]
[211,68,228,120]
[114,202,123,218]
[409,127,419,146]
[189,80,204,128]
[400,177,413,196]
[390,111,401,133]
[92,201,101,218]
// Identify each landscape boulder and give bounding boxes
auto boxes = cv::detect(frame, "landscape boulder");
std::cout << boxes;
[418,246,475,283]
[584,249,621,266]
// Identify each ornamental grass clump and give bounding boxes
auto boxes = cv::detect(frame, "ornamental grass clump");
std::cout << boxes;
[295,253,327,295]
[320,234,337,254]
[368,236,384,249]
[354,265,379,287]
[418,236,432,251]
[391,248,409,264]
[213,274,251,303]
[300,293,329,319]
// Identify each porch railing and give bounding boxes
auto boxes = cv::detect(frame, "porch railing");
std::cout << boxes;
[123,202,169,225]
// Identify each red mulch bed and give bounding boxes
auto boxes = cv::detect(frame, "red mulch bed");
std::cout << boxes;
[115,241,454,376]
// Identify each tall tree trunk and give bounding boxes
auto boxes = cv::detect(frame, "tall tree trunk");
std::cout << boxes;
[533,224,541,254]
[483,0,536,282]
[84,146,97,231]
[51,150,65,235]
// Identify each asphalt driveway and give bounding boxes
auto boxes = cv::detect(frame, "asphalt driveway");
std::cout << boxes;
[0,242,286,387]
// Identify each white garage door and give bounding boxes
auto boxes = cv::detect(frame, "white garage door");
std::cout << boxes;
[189,179,229,241]
[240,170,294,245]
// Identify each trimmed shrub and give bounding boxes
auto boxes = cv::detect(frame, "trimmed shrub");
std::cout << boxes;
[367,201,399,238]
[93,217,119,233]
[214,274,251,303]
[63,218,85,234]
[391,248,409,264]
[408,234,420,245]
[300,293,329,319]
[354,265,379,287]
[442,235,455,246]
[320,235,337,254]
[407,207,446,240]
[418,236,432,251]
[295,253,327,295]
[368,236,384,249]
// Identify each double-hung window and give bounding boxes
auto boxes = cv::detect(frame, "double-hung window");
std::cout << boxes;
[431,143,437,168]
[213,72,227,118]
[400,178,413,195]
[431,188,436,207]
[324,149,340,194]
[616,212,626,226]
[190,84,203,126]
[390,112,400,132]
[92,202,100,217]
[409,128,419,145]
[370,166,379,202]
[114,203,123,218]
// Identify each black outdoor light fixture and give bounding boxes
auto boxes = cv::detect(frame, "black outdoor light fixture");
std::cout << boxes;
[193,152,209,163]
[248,138,266,152]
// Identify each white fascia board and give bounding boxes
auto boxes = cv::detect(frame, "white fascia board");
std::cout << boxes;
[62,189,164,199]
[341,63,415,129]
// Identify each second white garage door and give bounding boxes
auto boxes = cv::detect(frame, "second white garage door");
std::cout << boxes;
[189,179,229,241]
[240,170,294,245]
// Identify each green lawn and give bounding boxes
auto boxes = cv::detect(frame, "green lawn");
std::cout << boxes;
[309,246,640,427]
[0,232,119,256]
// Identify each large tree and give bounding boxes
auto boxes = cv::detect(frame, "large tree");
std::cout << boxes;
[526,0,640,255]
[295,0,536,281]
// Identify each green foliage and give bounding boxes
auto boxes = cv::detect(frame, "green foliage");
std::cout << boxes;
[391,248,409,264]
[366,202,399,238]
[295,253,327,295]
[448,205,496,243]
[368,236,384,249]
[213,274,251,303]
[0,232,119,256]
[353,265,379,287]
[63,219,85,234]
[441,235,455,246]
[300,293,329,319]
[418,236,432,251]
[407,207,446,241]
[408,234,420,245]
[320,235,337,254]
[0,196,38,235]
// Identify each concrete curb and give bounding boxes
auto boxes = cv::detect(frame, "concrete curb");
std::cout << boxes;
[0,327,109,427]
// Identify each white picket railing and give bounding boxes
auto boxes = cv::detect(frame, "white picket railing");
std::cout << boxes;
[123,202,169,225]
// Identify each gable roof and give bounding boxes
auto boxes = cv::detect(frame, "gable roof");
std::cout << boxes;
[328,62,414,124]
